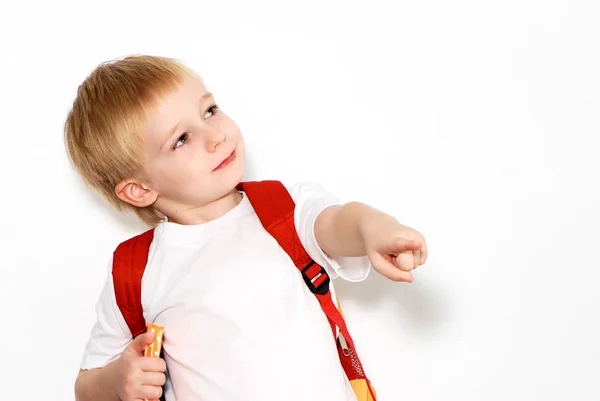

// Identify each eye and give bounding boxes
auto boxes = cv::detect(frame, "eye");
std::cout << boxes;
[203,104,219,119]
[173,133,189,149]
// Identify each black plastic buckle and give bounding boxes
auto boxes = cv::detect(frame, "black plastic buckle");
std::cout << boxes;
[301,260,330,295]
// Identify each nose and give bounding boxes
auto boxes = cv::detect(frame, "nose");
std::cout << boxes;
[204,126,226,152]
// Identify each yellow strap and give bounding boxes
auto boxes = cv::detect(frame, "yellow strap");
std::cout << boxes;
[350,379,376,401]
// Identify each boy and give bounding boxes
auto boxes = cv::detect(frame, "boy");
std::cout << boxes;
[65,55,427,401]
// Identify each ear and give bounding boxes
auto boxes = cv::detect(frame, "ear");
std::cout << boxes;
[115,178,158,208]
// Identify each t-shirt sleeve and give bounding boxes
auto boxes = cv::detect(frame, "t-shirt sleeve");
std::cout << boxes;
[289,182,371,282]
[79,258,133,370]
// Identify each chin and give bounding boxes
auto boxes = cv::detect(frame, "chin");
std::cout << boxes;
[220,162,245,194]
[230,148,246,181]
[229,168,245,192]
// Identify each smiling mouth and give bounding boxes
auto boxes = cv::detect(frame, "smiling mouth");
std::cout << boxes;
[213,150,236,171]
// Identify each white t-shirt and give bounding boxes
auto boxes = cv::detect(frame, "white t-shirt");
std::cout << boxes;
[80,182,371,401]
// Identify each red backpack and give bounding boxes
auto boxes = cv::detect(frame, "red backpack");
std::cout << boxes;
[112,180,377,400]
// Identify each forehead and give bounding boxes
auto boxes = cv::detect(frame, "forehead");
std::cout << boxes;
[147,74,207,124]
[143,74,208,143]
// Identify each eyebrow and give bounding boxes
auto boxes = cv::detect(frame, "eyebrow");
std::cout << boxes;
[161,92,215,150]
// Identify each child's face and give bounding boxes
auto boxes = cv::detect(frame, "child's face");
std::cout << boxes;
[140,73,245,218]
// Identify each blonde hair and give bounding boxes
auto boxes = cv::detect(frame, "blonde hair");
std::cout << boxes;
[64,55,191,226]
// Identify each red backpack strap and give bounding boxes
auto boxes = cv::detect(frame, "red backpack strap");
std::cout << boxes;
[112,228,155,338]
[238,181,375,398]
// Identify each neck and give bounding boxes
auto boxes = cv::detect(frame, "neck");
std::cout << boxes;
[163,189,243,225]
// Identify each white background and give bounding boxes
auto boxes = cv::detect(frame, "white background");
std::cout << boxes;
[1,0,599,400]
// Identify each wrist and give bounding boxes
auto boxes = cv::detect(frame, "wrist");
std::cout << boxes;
[74,362,121,401]
[356,204,394,242]
[102,360,121,399]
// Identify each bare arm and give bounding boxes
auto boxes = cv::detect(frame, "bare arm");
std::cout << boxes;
[75,332,165,401]
[75,363,120,401]
[314,202,395,257]
[314,201,427,282]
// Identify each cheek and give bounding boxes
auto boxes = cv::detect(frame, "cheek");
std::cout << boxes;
[231,123,243,142]
[220,114,242,140]
[235,141,246,164]
[146,155,208,192]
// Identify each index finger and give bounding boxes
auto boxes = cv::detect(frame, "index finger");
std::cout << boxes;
[139,356,167,373]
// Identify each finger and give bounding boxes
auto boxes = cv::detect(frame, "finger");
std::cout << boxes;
[378,237,423,255]
[140,356,167,373]
[394,252,416,272]
[370,252,414,282]
[413,250,421,268]
[139,384,163,400]
[125,332,155,356]
[420,242,428,265]
[142,372,167,387]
